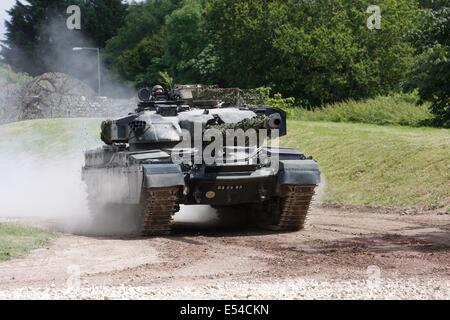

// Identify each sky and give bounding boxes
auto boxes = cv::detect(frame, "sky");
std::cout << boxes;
[0,0,16,41]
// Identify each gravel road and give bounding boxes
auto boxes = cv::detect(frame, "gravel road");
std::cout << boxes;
[0,206,449,300]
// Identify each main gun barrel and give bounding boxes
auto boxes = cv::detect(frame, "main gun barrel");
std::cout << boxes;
[264,113,283,130]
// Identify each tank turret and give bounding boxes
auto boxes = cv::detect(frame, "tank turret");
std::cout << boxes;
[100,85,286,150]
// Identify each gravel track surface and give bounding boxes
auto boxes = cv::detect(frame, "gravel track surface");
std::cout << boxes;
[1,206,449,300]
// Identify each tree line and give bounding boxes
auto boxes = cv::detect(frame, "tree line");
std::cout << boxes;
[0,0,449,126]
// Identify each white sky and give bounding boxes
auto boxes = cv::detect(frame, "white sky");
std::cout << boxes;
[0,0,141,41]
[0,0,17,40]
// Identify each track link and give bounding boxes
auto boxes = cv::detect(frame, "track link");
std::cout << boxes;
[278,184,316,231]
[141,187,181,236]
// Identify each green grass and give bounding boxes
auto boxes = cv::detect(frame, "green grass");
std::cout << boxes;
[0,118,103,156]
[290,94,433,127]
[0,223,54,262]
[282,121,450,209]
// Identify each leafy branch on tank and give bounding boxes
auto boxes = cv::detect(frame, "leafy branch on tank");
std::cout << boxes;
[208,115,267,133]
[101,119,113,145]
[190,86,267,107]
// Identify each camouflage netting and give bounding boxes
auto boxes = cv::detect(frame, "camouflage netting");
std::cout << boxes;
[0,72,136,124]
[188,85,266,106]
[190,86,242,105]
[206,116,268,147]
[100,119,114,145]
[240,88,268,105]
[210,115,267,132]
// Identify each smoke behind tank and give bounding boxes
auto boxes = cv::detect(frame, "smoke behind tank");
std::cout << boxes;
[0,118,220,235]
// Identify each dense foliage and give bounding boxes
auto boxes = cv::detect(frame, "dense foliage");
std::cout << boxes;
[1,0,127,75]
[208,0,420,106]
[105,0,420,107]
[291,94,432,127]
[405,6,450,127]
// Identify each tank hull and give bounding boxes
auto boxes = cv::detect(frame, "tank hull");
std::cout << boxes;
[82,149,320,235]
[82,152,320,205]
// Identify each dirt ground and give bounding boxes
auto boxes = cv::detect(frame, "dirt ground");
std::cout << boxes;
[0,206,449,299]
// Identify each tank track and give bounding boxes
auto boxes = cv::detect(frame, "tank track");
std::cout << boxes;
[277,184,316,231]
[140,187,181,236]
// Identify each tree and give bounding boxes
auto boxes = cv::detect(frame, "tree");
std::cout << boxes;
[105,0,219,87]
[204,0,276,88]
[77,0,128,48]
[405,6,450,127]
[104,0,181,71]
[164,0,214,83]
[116,29,167,88]
[1,0,127,75]
[419,0,448,9]
[205,0,420,106]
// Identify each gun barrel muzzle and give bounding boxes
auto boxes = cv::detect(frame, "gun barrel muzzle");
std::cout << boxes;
[265,113,282,129]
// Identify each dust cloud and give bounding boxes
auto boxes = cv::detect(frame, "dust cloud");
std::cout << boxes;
[314,174,327,204]
[0,117,219,236]
[0,152,89,227]
[0,10,220,235]
[41,17,134,98]
[0,119,93,232]
[175,205,219,224]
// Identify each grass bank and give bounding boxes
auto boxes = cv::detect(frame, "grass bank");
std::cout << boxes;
[290,95,433,127]
[282,121,449,210]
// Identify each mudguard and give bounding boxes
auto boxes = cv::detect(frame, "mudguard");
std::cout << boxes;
[278,160,321,185]
[142,164,185,188]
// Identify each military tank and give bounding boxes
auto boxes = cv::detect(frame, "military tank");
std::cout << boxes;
[82,85,320,236]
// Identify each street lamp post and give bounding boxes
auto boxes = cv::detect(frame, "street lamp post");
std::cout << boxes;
[72,47,101,96]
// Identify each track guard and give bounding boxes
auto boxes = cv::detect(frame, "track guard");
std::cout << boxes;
[278,160,321,186]
[142,164,185,188]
